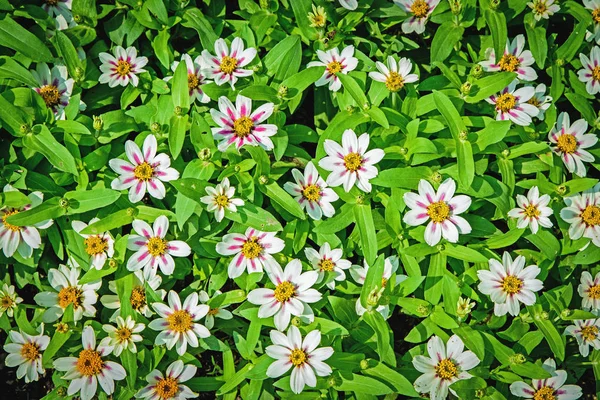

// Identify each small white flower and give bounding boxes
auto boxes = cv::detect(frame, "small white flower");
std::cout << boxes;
[507,186,553,234]
[101,316,145,356]
[339,0,358,10]
[100,271,165,320]
[456,297,476,320]
[477,252,543,317]
[3,326,50,383]
[549,112,597,177]
[319,129,384,193]
[307,46,358,92]
[98,46,148,87]
[393,0,440,34]
[109,134,180,203]
[560,183,600,245]
[579,271,600,314]
[149,291,211,356]
[527,83,552,120]
[42,0,72,20]
[210,95,277,152]
[577,46,600,95]
[369,56,418,92]
[201,37,256,89]
[265,325,333,394]
[198,290,233,330]
[583,0,600,44]
[31,63,73,119]
[216,227,285,278]
[54,326,126,400]
[200,178,245,222]
[0,283,22,317]
[564,319,600,357]
[480,34,537,81]
[412,335,480,399]
[308,4,327,28]
[510,358,582,399]
[403,178,472,246]
[136,360,198,400]
[168,54,211,103]
[304,242,351,289]
[284,162,339,220]
[486,81,538,126]
[248,259,322,331]
[527,0,560,21]
[72,218,115,270]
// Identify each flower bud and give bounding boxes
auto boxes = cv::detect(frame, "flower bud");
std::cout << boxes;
[150,122,161,134]
[93,116,103,132]
[450,0,462,15]
[74,67,84,81]
[561,308,572,318]
[489,0,500,10]
[470,64,483,79]
[460,82,471,96]
[108,259,118,268]
[59,198,70,208]
[459,130,469,142]
[355,195,364,205]
[501,149,510,158]
[431,171,442,183]
[417,304,431,316]
[19,124,30,134]
[291,316,301,327]
[174,106,184,116]
[259,175,269,185]
[556,185,567,195]
[73,14,82,23]
[54,322,69,334]
[509,353,526,364]
[199,148,211,161]
[57,386,68,396]
[277,85,288,98]
[360,359,370,370]
[399,147,408,155]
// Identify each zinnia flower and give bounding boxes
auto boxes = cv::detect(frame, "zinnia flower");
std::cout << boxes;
[198,290,233,330]
[510,358,582,399]
[304,242,352,289]
[578,271,600,313]
[0,283,22,317]
[100,271,165,320]
[307,46,358,92]
[308,4,327,28]
[169,54,211,103]
[42,0,72,18]
[526,83,552,120]
[200,178,245,222]
[283,161,339,220]
[393,0,440,34]
[72,218,115,270]
[486,81,538,126]
[548,112,597,177]
[479,34,537,81]
[369,56,418,92]
[99,46,148,87]
[507,186,553,234]
[560,184,600,246]
[577,46,600,95]
[136,360,198,400]
[31,63,73,119]
[201,37,256,89]
[528,0,560,20]
[3,326,50,383]
[101,316,145,356]
[564,319,600,357]
[583,0,600,44]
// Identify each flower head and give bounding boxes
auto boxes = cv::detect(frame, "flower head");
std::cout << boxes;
[339,0,358,10]
[284,162,339,220]
[564,319,600,357]
[486,81,538,126]
[201,37,256,89]
[528,0,560,20]
[369,56,418,92]
[510,358,582,399]
[308,4,327,28]
[307,46,358,92]
[198,290,233,330]
[480,35,537,81]
[507,186,553,234]
[579,271,600,314]
[560,184,600,246]
[394,0,440,34]
[456,297,476,320]
[136,360,198,400]
[72,218,115,270]
[3,326,50,383]
[31,63,73,119]
[304,242,351,289]
[526,83,552,120]
[584,0,600,44]
[170,54,211,103]
[0,283,22,317]
[549,112,597,177]
[42,0,72,19]
[101,316,144,356]
[578,46,600,95]
[200,178,245,222]
[99,46,148,87]
[100,271,165,320]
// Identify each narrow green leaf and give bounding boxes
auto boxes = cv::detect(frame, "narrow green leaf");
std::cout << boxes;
[363,311,396,366]
[172,60,190,111]
[354,204,377,266]
[260,181,305,220]
[23,125,78,176]
[338,73,369,108]
[0,15,53,62]
[169,114,189,160]
[484,9,508,67]
[430,22,464,63]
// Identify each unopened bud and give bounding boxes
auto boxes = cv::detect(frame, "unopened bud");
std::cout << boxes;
[259,175,269,185]
[556,58,565,67]
[450,0,462,14]
[417,304,430,316]
[59,198,70,208]
[57,386,68,396]
[561,308,572,318]
[74,67,84,80]
[471,64,484,79]
[174,106,183,116]
[277,85,288,98]
[93,116,103,131]
[20,124,30,134]
[73,14,82,23]
[431,171,442,183]
[199,148,211,161]
[355,195,364,205]
[459,130,469,141]
[346,105,355,113]
[126,207,136,217]
[54,322,69,334]
[291,316,301,327]
[556,185,567,195]
[399,147,408,155]
[502,149,510,158]
[460,82,471,95]
[509,353,526,364]
[150,122,161,134]
[360,359,369,370]
[489,0,500,10]
[108,259,118,268]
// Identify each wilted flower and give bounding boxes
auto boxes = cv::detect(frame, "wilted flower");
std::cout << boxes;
[308,4,327,28]
[456,297,476,320]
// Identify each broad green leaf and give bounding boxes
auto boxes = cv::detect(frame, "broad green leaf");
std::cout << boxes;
[0,56,38,87]
[484,9,508,67]
[430,22,464,63]
[338,73,369,108]
[64,189,121,214]
[465,72,516,103]
[23,125,78,176]
[363,311,396,366]
[263,35,302,81]
[181,8,219,51]
[260,181,305,220]
[80,208,136,235]
[360,254,384,309]
[53,31,83,81]
[361,360,419,396]
[425,252,445,305]
[5,197,65,226]
[527,305,565,361]
[0,15,53,62]
[370,166,433,189]
[172,60,190,111]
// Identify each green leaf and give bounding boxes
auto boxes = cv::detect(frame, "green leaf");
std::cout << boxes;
[334,373,394,395]
[53,31,83,81]
[280,66,325,98]
[23,125,78,176]
[121,350,137,389]
[524,21,547,68]
[555,21,588,63]
[79,265,118,285]
[430,22,464,63]
[465,72,517,104]
[442,244,488,263]
[360,254,384,309]
[0,92,31,136]
[370,166,432,189]
[0,56,38,87]
[0,15,53,62]
[361,360,419,396]
[42,329,72,368]
[80,208,136,235]
[263,35,302,82]
[260,181,305,220]
[169,114,189,160]
[0,190,30,208]
[354,204,377,266]
[338,73,369,108]
[425,252,446,305]
[484,9,508,67]
[527,305,565,361]
[172,61,190,112]
[363,311,396,366]
[215,363,252,395]
[5,197,65,226]
[64,189,121,214]
[181,9,219,51]
[453,325,486,361]
[225,204,283,232]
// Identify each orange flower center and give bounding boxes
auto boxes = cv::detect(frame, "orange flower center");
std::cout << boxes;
[581,325,599,342]
[302,184,321,202]
[39,85,61,108]
[289,348,307,366]
[85,236,108,256]
[233,116,254,138]
[2,209,21,232]
[498,54,520,72]
[155,377,179,399]
[76,349,104,376]
[116,60,132,77]
[134,162,154,181]
[427,201,450,223]
[327,61,343,74]
[241,237,262,259]
[501,275,523,295]
[556,134,577,154]
[435,358,458,380]
[495,93,516,113]
[187,73,200,90]
[533,386,555,400]
[581,205,600,227]
[523,204,540,218]
[130,286,147,311]
[343,153,363,172]
[167,310,193,333]
[147,237,168,257]
[385,71,404,92]
[319,259,335,272]
[220,56,238,75]
[214,194,230,207]
[274,281,295,302]
[411,0,430,18]
[58,286,83,309]
[20,342,40,362]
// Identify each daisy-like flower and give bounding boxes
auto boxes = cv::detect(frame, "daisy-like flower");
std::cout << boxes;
[98,46,148,87]
[319,129,384,193]
[210,95,277,152]
[42,0,72,18]
[511,358,582,399]
[126,215,191,280]
[34,262,102,323]
[72,218,115,270]
[456,297,476,320]
[480,35,537,81]
[412,335,480,399]
[136,360,198,400]
[308,4,327,28]
[549,112,597,177]
[577,46,600,95]
[31,63,73,119]
[560,184,600,246]
[168,54,211,103]
[393,0,440,34]
[527,0,560,20]
[306,46,358,92]
[54,326,126,400]
[149,291,210,356]
[109,134,180,203]
[369,56,418,93]
[100,316,145,356]
[200,178,245,222]
[304,242,351,289]
[486,81,538,126]
[265,325,333,394]
[564,319,600,357]
[477,252,543,317]
[584,0,600,44]
[216,227,285,278]
[284,161,339,220]
[3,327,50,383]
[0,283,22,317]
[0,186,53,259]
[100,271,165,320]
[579,271,600,313]
[201,37,256,89]
[526,83,552,120]
[198,290,233,329]
[247,259,322,331]
[339,0,358,10]
[507,186,553,234]
[403,178,472,246]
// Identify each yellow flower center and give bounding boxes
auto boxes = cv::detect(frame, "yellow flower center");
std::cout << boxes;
[533,386,555,400]
[39,85,61,108]
[593,66,600,82]
[2,209,21,232]
[155,376,179,399]
[207,308,219,316]
[427,201,450,223]
[167,309,193,333]
[523,204,540,218]
[57,286,83,309]
[20,342,40,362]
[289,348,307,367]
[588,285,600,299]
[302,184,321,202]
[147,237,168,257]
[582,205,600,227]
[55,322,69,334]
[214,194,230,207]
[241,237,262,259]
[593,9,600,24]
[501,275,523,295]
[381,277,389,288]
[134,162,155,181]
[327,61,343,74]
[533,1,547,14]
[274,281,295,303]
[187,73,199,90]
[411,0,430,18]
[498,54,520,72]
[233,116,254,138]
[310,14,326,28]
[84,236,108,256]
[556,134,577,154]
[495,93,516,113]
[0,295,14,309]
[435,358,458,380]
[116,60,132,77]
[76,349,104,376]
[130,286,147,311]
[527,96,540,107]
[385,71,405,92]
[115,327,132,342]
[581,325,599,341]
[319,259,335,272]
[343,152,363,172]
[220,56,238,75]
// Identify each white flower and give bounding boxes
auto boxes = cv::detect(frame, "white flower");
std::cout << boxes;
[265,325,333,394]
[101,316,145,356]
[549,112,597,177]
[507,186,553,234]
[168,54,211,103]
[319,129,384,193]
[403,178,472,246]
[510,358,582,399]
[369,56,418,92]
[42,0,72,18]
[0,186,53,258]
[216,227,285,278]
[304,242,351,289]
[560,183,600,245]
[54,326,126,400]
[209,95,277,152]
[579,271,600,313]
[412,335,480,399]
[527,83,552,120]
[31,63,73,119]
[528,0,560,20]
[339,0,358,10]
[98,46,148,87]
[486,81,538,126]
[200,178,245,222]
[247,259,322,331]
[564,319,600,357]
[149,291,210,356]
[198,290,233,330]
[201,37,256,89]
[284,162,339,220]
[307,46,358,92]
[109,134,180,203]
[0,283,22,317]
[100,271,165,320]
[72,218,114,270]
[584,0,600,44]
[3,326,50,383]
[393,0,440,34]
[136,360,198,400]
[477,252,543,317]
[479,35,537,81]
[34,262,101,323]
[577,46,600,95]
[126,215,191,280]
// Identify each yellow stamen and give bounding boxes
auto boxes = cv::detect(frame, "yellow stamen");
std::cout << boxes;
[593,9,600,24]
[533,386,555,400]
[274,281,295,303]
[76,349,104,376]
[214,194,230,207]
[241,237,262,259]
[343,153,362,172]
[134,162,154,181]
[527,96,540,107]
[581,325,599,342]
[130,286,147,311]
[523,204,540,218]
[2,209,21,232]
[187,73,199,90]
[435,358,458,380]
[155,376,179,399]
[39,85,61,108]
[498,54,520,72]
[220,56,238,75]
[588,285,600,299]
[57,286,83,309]
[592,66,600,82]
[410,0,430,18]
[556,134,577,154]
[233,116,254,138]
[115,327,132,342]
[385,71,404,92]
[207,308,219,316]
[582,205,600,227]
[147,237,168,257]
[167,309,193,333]
[501,275,523,295]
[319,259,335,272]
[85,236,108,256]
[289,348,307,366]
[0,295,14,309]
[495,93,516,113]
[116,60,132,77]
[302,184,321,202]
[327,61,343,74]
[427,201,450,223]
[20,342,40,362]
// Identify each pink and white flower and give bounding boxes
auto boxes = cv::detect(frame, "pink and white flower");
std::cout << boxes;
[3,326,50,383]
[168,54,211,103]
[98,46,148,87]
[486,81,538,126]
[527,84,552,120]
[31,63,73,119]
[560,184,600,246]
[201,37,256,89]
[528,0,560,20]
[584,0,600,44]
[564,319,600,357]
[72,218,114,270]
[577,46,600,95]
[100,316,145,356]
[369,56,418,92]
[578,271,600,313]
[100,271,165,320]
[507,186,553,234]
[304,242,351,289]
[548,112,597,177]
[0,283,22,317]
[307,46,358,92]
[510,359,582,399]
[198,290,233,330]
[480,35,537,81]
[284,161,339,220]
[136,360,198,400]
[200,178,245,222]
[393,0,440,34]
